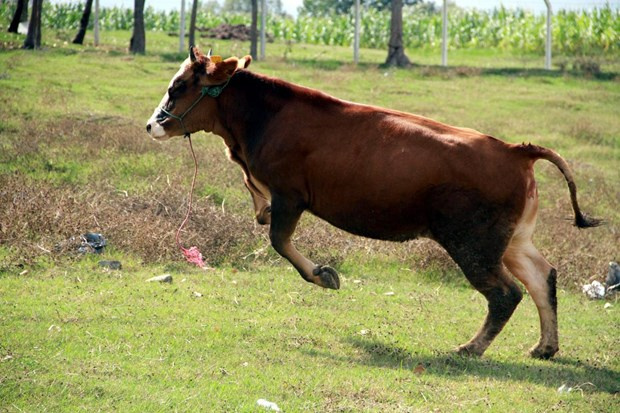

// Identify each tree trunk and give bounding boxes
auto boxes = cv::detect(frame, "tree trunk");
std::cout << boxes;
[384,0,411,67]
[129,0,146,54]
[8,0,28,33]
[23,0,43,49]
[188,0,198,47]
[72,0,94,45]
[250,0,258,58]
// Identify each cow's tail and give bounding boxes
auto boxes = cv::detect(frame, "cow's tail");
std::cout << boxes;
[518,143,602,228]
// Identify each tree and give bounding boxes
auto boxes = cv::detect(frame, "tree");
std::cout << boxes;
[384,0,411,67]
[301,0,354,16]
[301,0,422,17]
[23,0,43,49]
[269,0,283,15]
[130,0,146,54]
[8,0,28,34]
[250,0,258,58]
[73,0,94,45]
[189,0,198,47]
[222,0,283,15]
[200,0,221,14]
[222,0,251,13]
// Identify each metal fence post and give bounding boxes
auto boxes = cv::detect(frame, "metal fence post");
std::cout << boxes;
[260,0,266,60]
[179,0,185,53]
[354,0,360,64]
[94,0,99,46]
[544,0,553,70]
[442,0,448,67]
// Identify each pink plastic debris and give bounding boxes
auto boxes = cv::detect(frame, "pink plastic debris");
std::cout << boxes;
[182,246,207,269]
[175,136,213,270]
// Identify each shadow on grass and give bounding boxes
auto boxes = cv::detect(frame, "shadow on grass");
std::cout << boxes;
[303,336,620,394]
[283,57,618,81]
[414,64,618,81]
[282,58,378,71]
[160,52,189,62]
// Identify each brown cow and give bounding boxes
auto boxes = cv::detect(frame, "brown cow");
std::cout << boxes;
[146,47,599,359]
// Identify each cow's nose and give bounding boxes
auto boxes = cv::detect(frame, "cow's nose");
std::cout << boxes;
[146,123,152,134]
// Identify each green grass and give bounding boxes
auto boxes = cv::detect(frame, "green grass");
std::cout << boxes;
[1,255,618,411]
[0,30,619,411]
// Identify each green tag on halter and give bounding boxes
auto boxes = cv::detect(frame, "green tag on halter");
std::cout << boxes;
[202,77,232,98]
[203,84,226,98]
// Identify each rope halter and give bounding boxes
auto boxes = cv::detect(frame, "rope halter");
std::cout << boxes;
[159,77,231,138]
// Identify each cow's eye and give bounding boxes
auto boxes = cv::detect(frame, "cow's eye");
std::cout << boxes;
[168,80,186,99]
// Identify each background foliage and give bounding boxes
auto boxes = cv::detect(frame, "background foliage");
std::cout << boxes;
[0,2,617,54]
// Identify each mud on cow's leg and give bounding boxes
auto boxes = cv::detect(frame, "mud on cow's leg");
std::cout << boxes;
[268,195,340,290]
[528,268,559,359]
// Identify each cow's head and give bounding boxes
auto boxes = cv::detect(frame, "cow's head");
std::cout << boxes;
[146,47,251,140]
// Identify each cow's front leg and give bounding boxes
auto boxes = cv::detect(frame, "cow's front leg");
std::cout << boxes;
[250,188,271,225]
[230,149,271,225]
[269,195,340,290]
[243,176,271,225]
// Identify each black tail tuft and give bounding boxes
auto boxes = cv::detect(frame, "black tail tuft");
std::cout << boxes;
[575,213,603,228]
[522,145,602,231]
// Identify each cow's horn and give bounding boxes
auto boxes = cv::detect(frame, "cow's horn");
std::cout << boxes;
[207,49,212,58]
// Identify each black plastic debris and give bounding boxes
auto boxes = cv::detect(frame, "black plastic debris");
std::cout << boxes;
[79,232,106,254]
[607,261,620,293]
[99,260,122,270]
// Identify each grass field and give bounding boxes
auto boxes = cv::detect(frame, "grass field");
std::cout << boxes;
[1,30,619,411]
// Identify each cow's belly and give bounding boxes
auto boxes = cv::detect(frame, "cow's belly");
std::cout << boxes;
[320,213,429,242]
[309,195,431,242]
[307,176,523,243]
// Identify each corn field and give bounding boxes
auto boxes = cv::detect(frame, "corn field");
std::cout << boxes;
[1,3,617,55]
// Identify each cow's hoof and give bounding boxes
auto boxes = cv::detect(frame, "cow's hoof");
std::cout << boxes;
[529,344,558,360]
[313,265,340,290]
[455,343,484,358]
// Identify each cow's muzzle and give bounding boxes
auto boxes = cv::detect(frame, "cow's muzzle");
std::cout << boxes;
[145,117,169,140]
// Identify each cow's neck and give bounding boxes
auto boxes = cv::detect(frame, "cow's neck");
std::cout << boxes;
[212,70,293,164]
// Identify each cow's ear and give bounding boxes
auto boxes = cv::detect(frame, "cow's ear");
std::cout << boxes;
[208,57,238,81]
[189,46,209,74]
[238,55,252,69]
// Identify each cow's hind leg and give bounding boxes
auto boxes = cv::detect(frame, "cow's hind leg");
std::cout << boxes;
[504,243,557,359]
[434,235,523,357]
[502,199,559,360]
[430,194,522,357]
[502,186,559,359]
[268,195,340,290]
[455,263,523,357]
